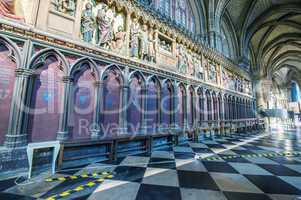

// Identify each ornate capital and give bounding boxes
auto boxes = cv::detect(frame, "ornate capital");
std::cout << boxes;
[95,81,104,87]
[15,68,34,78]
[62,76,73,83]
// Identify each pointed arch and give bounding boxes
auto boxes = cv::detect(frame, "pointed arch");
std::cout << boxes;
[161,79,174,128]
[128,71,146,134]
[100,64,124,84]
[0,35,22,68]
[27,48,68,142]
[68,57,99,139]
[0,35,21,145]
[101,64,124,136]
[29,48,69,73]
[69,57,100,80]
[145,75,161,132]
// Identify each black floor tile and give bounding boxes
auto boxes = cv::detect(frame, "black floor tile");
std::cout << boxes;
[202,161,239,174]
[245,175,301,195]
[269,157,301,165]
[98,157,125,165]
[177,171,219,190]
[192,148,214,153]
[223,192,272,200]
[258,164,301,176]
[148,158,176,169]
[136,184,181,200]
[112,166,146,183]
[174,152,195,159]
[218,154,251,163]
[232,150,254,155]
[242,145,263,150]
[206,144,226,149]
[0,177,17,192]
[0,192,36,200]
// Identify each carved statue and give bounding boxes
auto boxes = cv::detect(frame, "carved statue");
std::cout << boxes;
[209,64,217,83]
[96,5,114,48]
[187,53,194,76]
[176,44,187,74]
[140,24,149,60]
[52,0,75,16]
[110,26,126,52]
[81,2,94,43]
[0,0,24,20]
[222,69,229,87]
[197,56,204,79]
[62,0,76,16]
[130,17,140,58]
[52,0,62,11]
[148,28,156,62]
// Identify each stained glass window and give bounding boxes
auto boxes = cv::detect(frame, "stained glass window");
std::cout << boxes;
[157,0,195,32]
[159,0,171,17]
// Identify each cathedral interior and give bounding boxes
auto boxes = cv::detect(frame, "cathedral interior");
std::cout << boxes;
[0,0,301,199]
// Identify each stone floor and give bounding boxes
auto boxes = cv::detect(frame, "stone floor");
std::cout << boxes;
[1,130,301,200]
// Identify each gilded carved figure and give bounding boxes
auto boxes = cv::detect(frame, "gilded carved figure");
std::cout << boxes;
[96,4,114,48]
[81,2,94,43]
[148,28,156,62]
[52,0,76,16]
[110,26,126,52]
[187,52,194,76]
[62,0,76,16]
[140,24,149,60]
[176,44,188,74]
[209,64,217,83]
[130,17,140,58]
[197,56,204,79]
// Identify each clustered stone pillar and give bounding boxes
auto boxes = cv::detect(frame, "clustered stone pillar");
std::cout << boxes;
[140,87,148,134]
[183,92,189,131]
[57,76,73,141]
[156,91,162,132]
[119,84,129,135]
[171,84,177,130]
[91,81,104,138]
[221,96,225,120]
[5,68,33,148]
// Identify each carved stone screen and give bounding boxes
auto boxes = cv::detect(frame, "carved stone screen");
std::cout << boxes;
[70,64,96,139]
[0,44,16,145]
[128,76,142,134]
[146,79,158,133]
[103,71,121,136]
[28,57,64,142]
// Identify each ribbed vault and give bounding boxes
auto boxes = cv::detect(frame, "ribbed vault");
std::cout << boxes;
[219,0,301,109]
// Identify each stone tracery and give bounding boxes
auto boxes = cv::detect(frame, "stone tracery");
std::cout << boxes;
[0,0,266,174]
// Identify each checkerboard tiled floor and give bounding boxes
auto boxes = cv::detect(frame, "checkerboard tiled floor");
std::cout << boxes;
[1,130,301,200]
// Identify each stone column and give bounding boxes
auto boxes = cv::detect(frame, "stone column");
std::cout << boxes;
[171,84,178,131]
[4,68,33,148]
[140,87,148,134]
[91,81,104,138]
[221,96,225,120]
[157,90,162,131]
[183,93,189,131]
[118,84,129,135]
[125,12,131,57]
[195,89,200,128]
[211,93,214,121]
[57,76,73,141]
[204,93,208,121]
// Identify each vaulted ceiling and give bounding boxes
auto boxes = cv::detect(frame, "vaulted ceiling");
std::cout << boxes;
[222,0,301,90]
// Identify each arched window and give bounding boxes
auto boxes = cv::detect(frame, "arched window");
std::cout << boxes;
[156,0,195,32]
[159,0,171,17]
